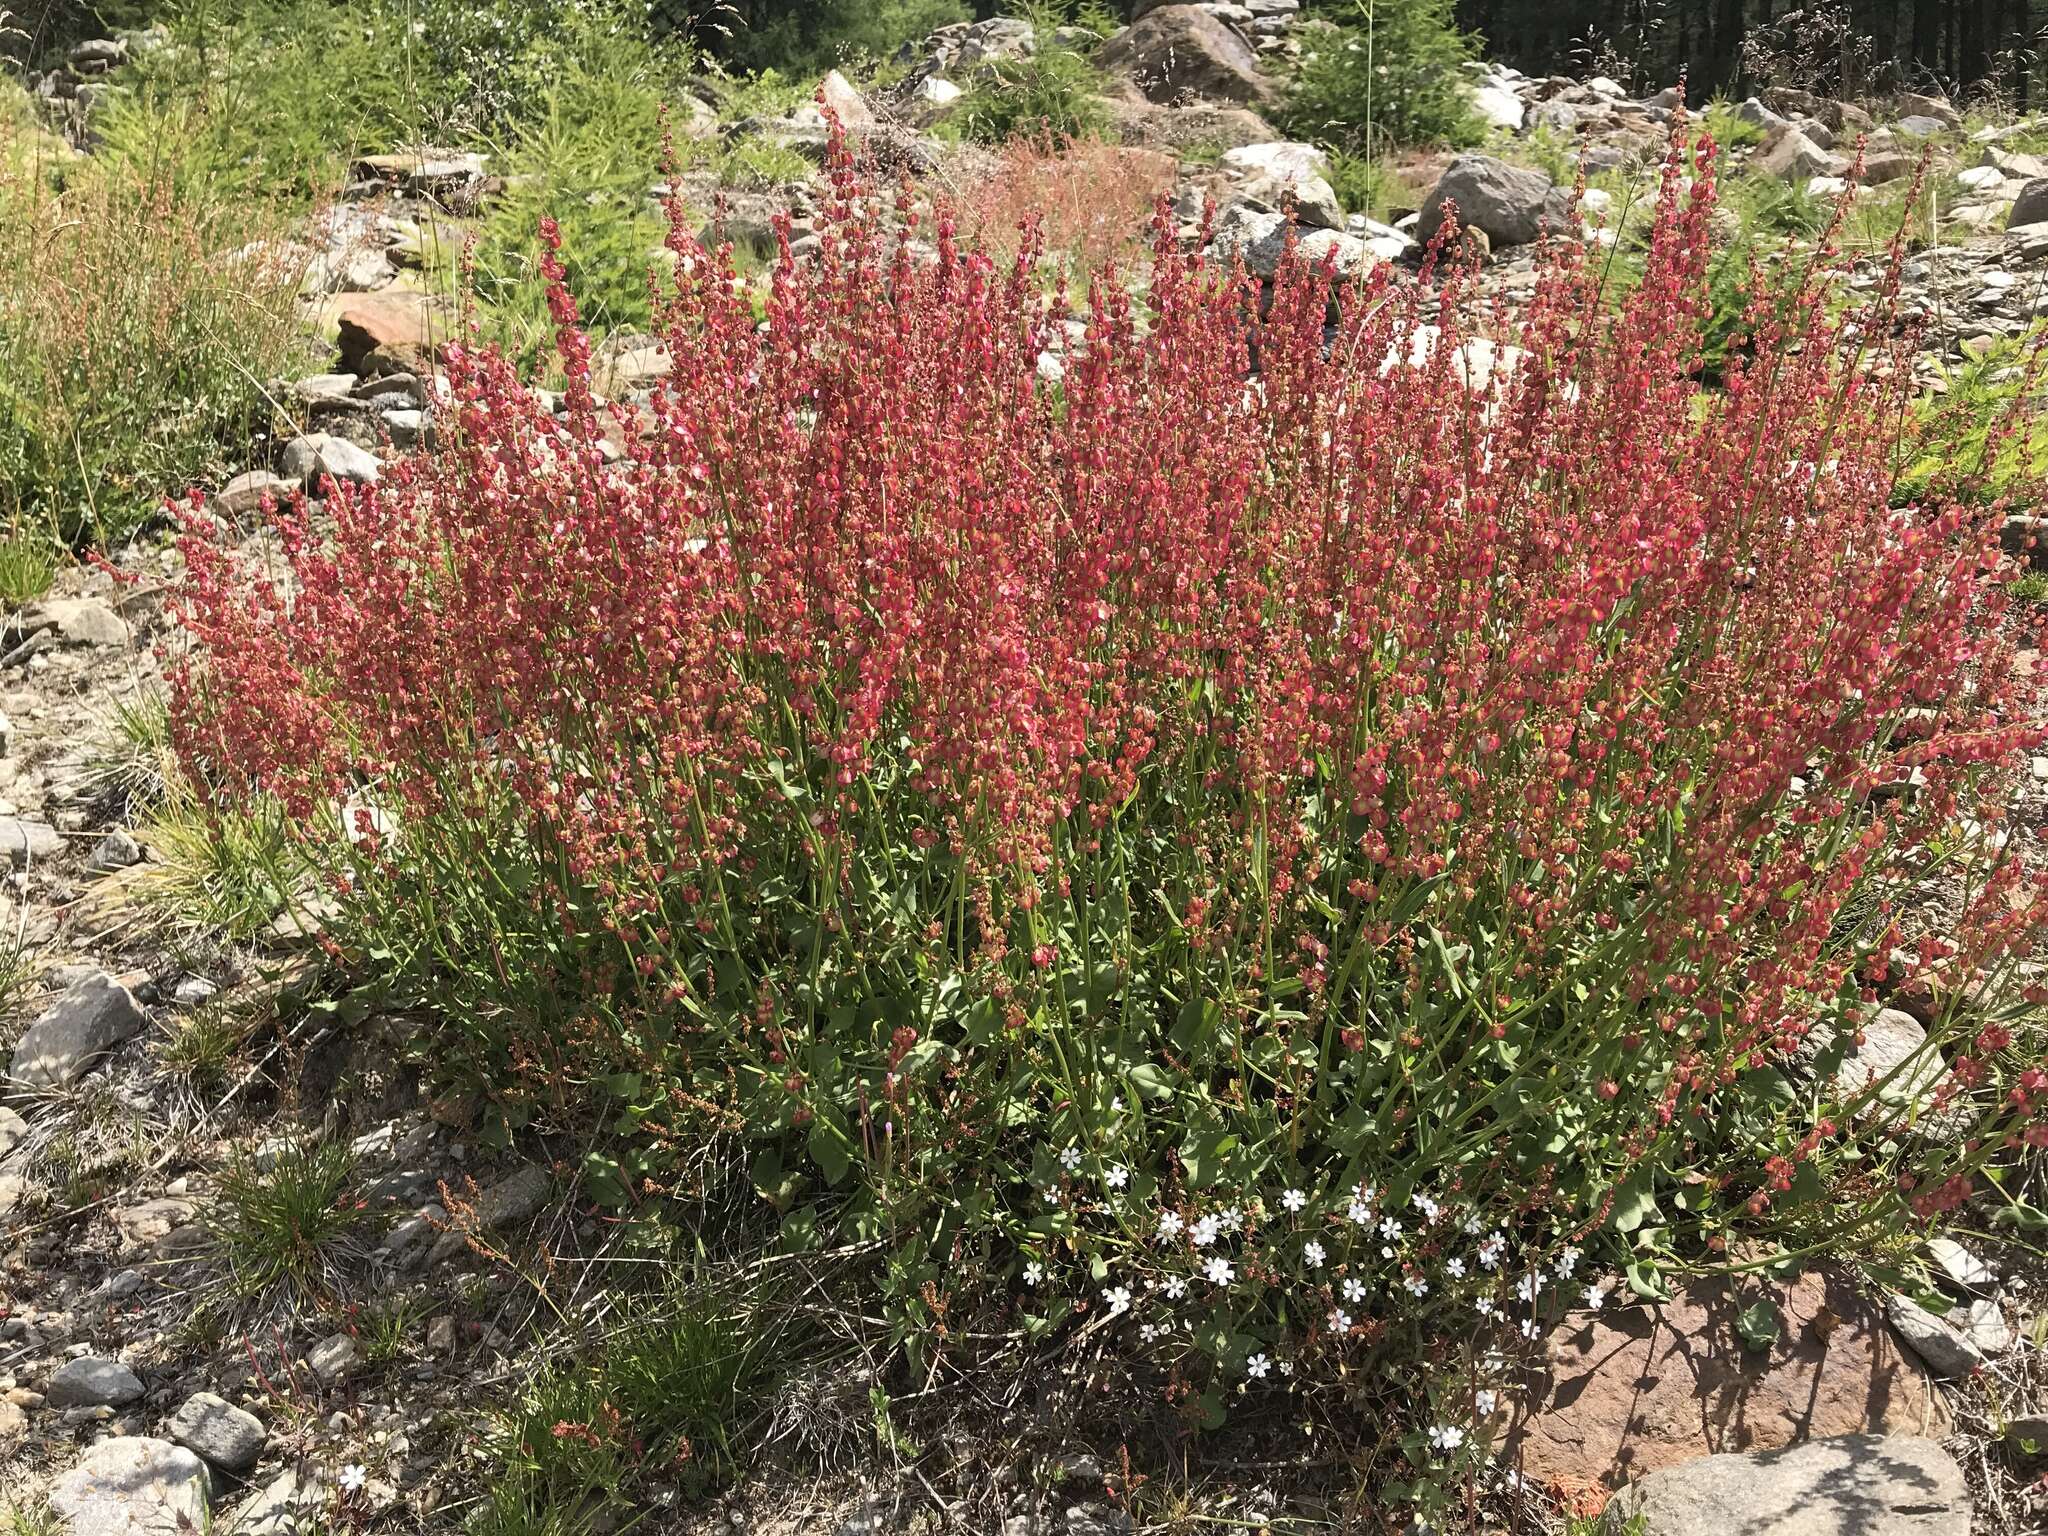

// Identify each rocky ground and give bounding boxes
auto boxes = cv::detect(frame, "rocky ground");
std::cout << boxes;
[9,6,2048,1534]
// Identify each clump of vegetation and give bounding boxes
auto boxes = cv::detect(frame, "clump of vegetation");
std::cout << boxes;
[956,131,1175,275]
[1899,327,2048,508]
[171,124,2048,1512]
[1282,0,1483,154]
[0,117,307,547]
[205,1138,371,1305]
[950,21,1108,146]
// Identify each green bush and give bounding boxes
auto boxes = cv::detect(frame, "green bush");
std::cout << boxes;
[951,32,1108,145]
[1282,0,1482,154]
[702,0,970,74]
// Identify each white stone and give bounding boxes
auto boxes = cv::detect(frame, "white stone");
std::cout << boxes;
[50,1437,210,1536]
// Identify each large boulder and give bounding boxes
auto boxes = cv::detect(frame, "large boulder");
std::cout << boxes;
[1603,1434,1968,1536]
[1415,154,1573,249]
[330,291,450,377]
[50,1437,211,1536]
[1219,142,1342,229]
[2010,179,2048,229]
[9,972,149,1090]
[1507,1270,1948,1496]
[1099,6,1274,107]
[1755,123,1846,181]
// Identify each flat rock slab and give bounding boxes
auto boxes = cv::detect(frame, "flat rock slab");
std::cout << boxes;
[51,1436,210,1535]
[1604,1433,1969,1536]
[1509,1270,1947,1495]
[9,972,149,1090]
[49,1356,144,1408]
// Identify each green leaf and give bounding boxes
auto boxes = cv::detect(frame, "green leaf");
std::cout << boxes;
[1735,1299,1781,1350]
[1612,1168,1658,1234]
[1128,1063,1176,1101]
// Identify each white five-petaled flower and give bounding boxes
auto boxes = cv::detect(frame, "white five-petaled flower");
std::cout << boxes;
[1379,1217,1404,1241]
[1520,1317,1541,1339]
[1348,1198,1373,1226]
[1475,1296,1499,1319]
[1303,1239,1327,1268]
[1328,1308,1354,1333]
[1157,1210,1185,1241]
[1060,1145,1083,1172]
[1162,1275,1187,1300]
[1412,1192,1440,1222]
[1428,1424,1465,1455]
[1445,1257,1467,1279]
[1245,1352,1271,1379]
[1104,1285,1133,1314]
[1341,1277,1366,1303]
[1282,1187,1308,1213]
[1191,1214,1222,1247]
[1516,1272,1542,1304]
[1584,1284,1608,1312]
[1403,1273,1429,1296]
[339,1463,368,1494]
[1023,1261,1044,1286]
[1205,1256,1235,1285]
[1103,1164,1128,1190]
[1474,1389,1498,1417]
[1043,1186,1062,1205]
[1554,1245,1582,1279]
[1220,1206,1244,1232]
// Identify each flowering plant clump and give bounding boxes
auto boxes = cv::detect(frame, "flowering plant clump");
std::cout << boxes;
[174,124,2048,1471]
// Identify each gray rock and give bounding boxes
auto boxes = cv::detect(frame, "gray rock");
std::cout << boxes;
[1895,114,1949,138]
[1099,6,1273,107]
[10,973,149,1090]
[1927,1236,1998,1297]
[1737,96,1789,132]
[1416,154,1574,248]
[167,1391,266,1472]
[306,1333,357,1385]
[222,1466,326,1536]
[1066,1506,1133,1536]
[477,1164,550,1225]
[212,469,298,518]
[1219,142,1343,229]
[88,829,142,874]
[50,1436,210,1535]
[30,597,129,647]
[291,373,359,402]
[1756,124,1844,181]
[0,1104,25,1157]
[0,817,65,866]
[1789,1006,1958,1137]
[1944,1297,2011,1357]
[48,1356,144,1409]
[280,433,380,490]
[2010,179,2048,229]
[1887,1292,1986,1378]
[1603,1434,1967,1536]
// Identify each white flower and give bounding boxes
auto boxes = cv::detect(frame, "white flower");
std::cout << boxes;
[1584,1284,1608,1312]
[1403,1273,1429,1296]
[1516,1273,1541,1304]
[1060,1145,1083,1172]
[1474,1389,1498,1417]
[1445,1257,1467,1279]
[1428,1424,1465,1454]
[1379,1217,1404,1241]
[1279,1359,1295,1376]
[1462,1211,1485,1235]
[1191,1214,1222,1247]
[1220,1206,1244,1232]
[1478,1236,1506,1270]
[1302,1240,1327,1269]
[1348,1198,1373,1226]
[1103,1164,1128,1190]
[1356,1183,1377,1205]
[1139,1322,1161,1343]
[1042,1186,1062,1205]
[1328,1308,1354,1333]
[1109,1096,1123,1113]
[1553,1245,1582,1279]
[338,1463,368,1494]
[1023,1261,1044,1287]
[1245,1352,1271,1379]
[1412,1192,1440,1222]
[1520,1316,1541,1339]
[1282,1187,1308,1213]
[1341,1277,1366,1303]
[1104,1285,1133,1314]
[1205,1256,1235,1285]
[1157,1210,1185,1241]
[1474,1296,1498,1319]
[1162,1275,1187,1300]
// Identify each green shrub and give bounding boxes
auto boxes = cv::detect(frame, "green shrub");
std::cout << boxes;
[1899,328,2048,509]
[1282,0,1483,154]
[206,1138,371,1305]
[952,42,1108,145]
[705,0,970,74]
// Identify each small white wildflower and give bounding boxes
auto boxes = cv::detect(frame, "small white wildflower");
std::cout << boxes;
[1191,1214,1222,1247]
[1475,1296,1498,1319]
[1163,1275,1187,1300]
[1520,1316,1541,1340]
[1157,1210,1185,1241]
[1303,1239,1327,1269]
[1348,1198,1373,1226]
[1220,1206,1244,1232]
[1245,1352,1271,1379]
[1445,1257,1467,1279]
[1282,1187,1308,1213]
[1379,1217,1404,1241]
[1462,1211,1485,1235]
[338,1464,368,1494]
[1103,1165,1128,1190]
[1109,1096,1123,1113]
[1341,1277,1366,1303]
[1060,1145,1083,1172]
[1139,1322,1161,1343]
[1584,1284,1608,1312]
[1328,1308,1354,1333]
[1516,1273,1541,1304]
[1428,1424,1465,1454]
[1104,1285,1134,1315]
[1205,1256,1235,1285]
[1043,1186,1062,1205]
[1279,1358,1295,1376]
[1412,1192,1440,1222]
[1473,1389,1498,1417]
[1404,1273,1429,1297]
[1553,1246,1582,1279]
[1023,1261,1044,1287]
